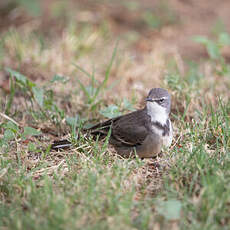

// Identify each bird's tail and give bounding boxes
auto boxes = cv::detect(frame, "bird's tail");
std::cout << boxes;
[51,139,72,150]
[51,118,115,150]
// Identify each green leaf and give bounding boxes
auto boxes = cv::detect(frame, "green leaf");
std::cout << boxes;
[28,142,37,151]
[143,12,161,29]
[32,86,44,107]
[85,86,97,97]
[66,116,79,127]
[206,41,220,60]
[192,36,221,60]
[5,121,19,133]
[193,36,209,45]
[18,0,41,17]
[51,75,68,83]
[22,127,41,139]
[4,129,15,141]
[5,68,27,85]
[156,199,182,220]
[218,32,230,46]
[99,105,122,118]
[123,98,135,111]
[27,81,36,88]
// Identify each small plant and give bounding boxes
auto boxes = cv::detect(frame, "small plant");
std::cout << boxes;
[73,42,118,110]
[0,120,41,152]
[193,32,230,75]
[99,98,135,119]
[5,68,44,114]
[99,104,122,119]
[5,68,66,125]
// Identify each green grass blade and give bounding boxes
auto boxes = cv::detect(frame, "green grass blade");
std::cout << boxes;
[75,78,91,101]
[5,76,15,115]
[73,62,94,80]
[94,41,118,99]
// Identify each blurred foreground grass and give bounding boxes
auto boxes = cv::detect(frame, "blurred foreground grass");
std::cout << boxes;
[0,1,230,229]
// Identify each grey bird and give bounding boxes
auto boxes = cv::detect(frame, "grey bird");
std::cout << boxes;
[51,88,173,158]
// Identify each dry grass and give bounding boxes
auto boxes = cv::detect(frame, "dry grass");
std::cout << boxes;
[1,1,230,229]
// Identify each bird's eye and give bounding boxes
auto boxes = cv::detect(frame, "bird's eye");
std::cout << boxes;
[158,99,164,103]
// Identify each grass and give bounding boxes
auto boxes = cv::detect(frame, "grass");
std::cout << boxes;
[1,1,230,230]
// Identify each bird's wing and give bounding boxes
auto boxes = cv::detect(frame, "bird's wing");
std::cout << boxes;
[86,117,117,137]
[111,109,150,147]
[86,109,151,146]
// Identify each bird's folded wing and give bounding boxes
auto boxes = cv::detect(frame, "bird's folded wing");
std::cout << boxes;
[87,118,114,136]
[86,109,150,146]
[111,112,149,147]
[86,115,123,136]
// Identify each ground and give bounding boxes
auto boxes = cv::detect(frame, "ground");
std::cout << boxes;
[0,0,230,229]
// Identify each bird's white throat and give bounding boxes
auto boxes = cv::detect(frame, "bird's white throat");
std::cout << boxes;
[146,101,168,125]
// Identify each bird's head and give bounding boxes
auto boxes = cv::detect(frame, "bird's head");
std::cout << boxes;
[145,88,171,119]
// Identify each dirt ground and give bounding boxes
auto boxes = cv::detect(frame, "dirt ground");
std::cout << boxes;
[1,0,230,60]
[1,0,230,99]
[108,0,230,60]
[1,0,230,102]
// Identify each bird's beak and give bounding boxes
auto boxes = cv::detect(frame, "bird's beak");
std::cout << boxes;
[146,97,154,102]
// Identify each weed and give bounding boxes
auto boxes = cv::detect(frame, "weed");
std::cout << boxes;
[73,42,118,110]
[193,32,230,76]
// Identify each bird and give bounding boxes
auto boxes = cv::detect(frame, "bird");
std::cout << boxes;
[51,88,173,158]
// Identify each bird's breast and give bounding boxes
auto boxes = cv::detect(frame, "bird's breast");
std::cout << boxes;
[150,119,173,147]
